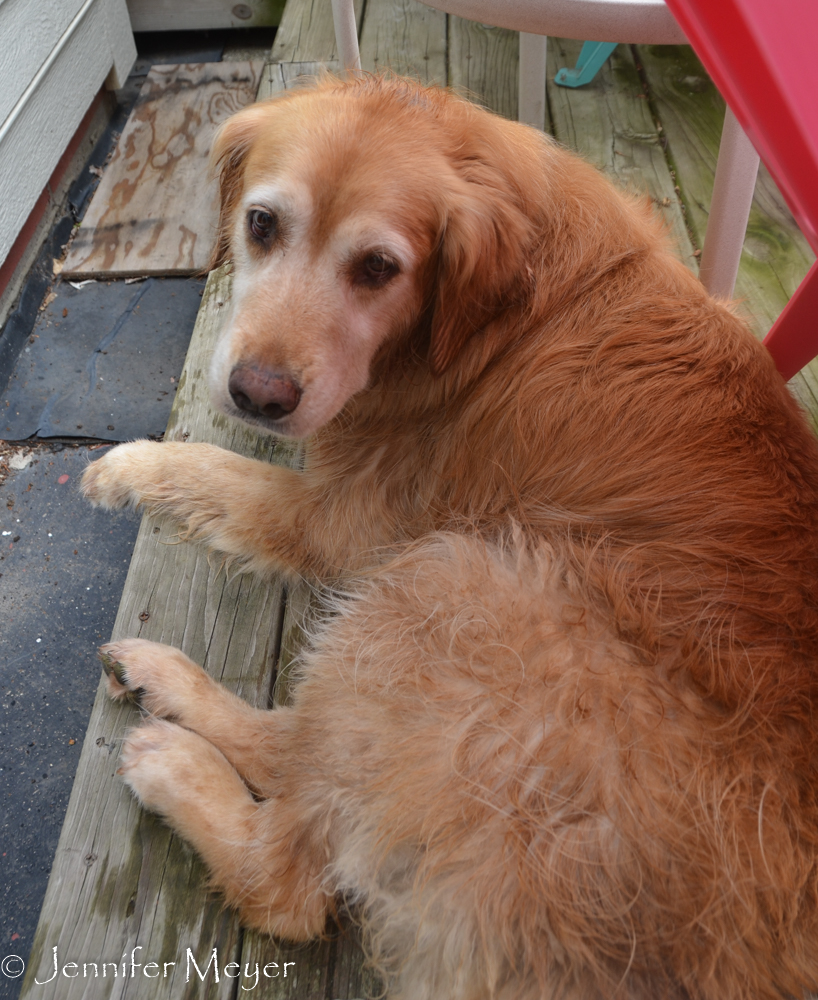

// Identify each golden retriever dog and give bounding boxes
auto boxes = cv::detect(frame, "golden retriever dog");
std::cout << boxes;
[82,75,818,1000]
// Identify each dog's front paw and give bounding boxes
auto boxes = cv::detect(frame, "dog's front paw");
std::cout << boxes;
[99,638,206,718]
[119,719,206,818]
[119,719,247,845]
[82,440,165,510]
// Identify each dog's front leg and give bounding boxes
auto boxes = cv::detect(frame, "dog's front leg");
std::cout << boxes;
[100,637,280,796]
[82,440,337,578]
[118,718,331,939]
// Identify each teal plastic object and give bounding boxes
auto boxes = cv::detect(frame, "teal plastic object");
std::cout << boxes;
[553,40,618,87]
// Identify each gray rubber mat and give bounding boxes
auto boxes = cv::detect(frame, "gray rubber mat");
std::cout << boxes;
[1,277,204,442]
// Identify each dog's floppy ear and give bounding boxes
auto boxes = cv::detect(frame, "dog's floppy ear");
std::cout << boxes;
[429,155,538,376]
[208,103,272,272]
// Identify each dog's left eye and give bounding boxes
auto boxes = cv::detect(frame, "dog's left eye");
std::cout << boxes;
[247,209,277,243]
[357,253,399,287]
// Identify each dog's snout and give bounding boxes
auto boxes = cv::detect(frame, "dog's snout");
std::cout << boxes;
[228,365,302,421]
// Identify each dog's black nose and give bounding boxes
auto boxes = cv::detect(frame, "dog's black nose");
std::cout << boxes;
[228,365,302,421]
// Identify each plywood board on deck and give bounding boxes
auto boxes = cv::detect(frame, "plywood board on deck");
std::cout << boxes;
[63,62,263,279]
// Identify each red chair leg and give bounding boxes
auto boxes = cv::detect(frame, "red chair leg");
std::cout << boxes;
[762,261,818,381]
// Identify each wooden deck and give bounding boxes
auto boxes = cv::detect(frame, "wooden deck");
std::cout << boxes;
[20,1,818,997]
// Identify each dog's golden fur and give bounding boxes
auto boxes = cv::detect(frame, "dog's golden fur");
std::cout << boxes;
[82,76,818,999]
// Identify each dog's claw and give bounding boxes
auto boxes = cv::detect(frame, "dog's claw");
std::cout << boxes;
[98,647,143,703]
[98,649,127,684]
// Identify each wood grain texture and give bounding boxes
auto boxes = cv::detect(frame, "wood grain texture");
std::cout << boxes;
[63,63,263,279]
[241,914,381,1000]
[547,37,695,270]
[258,60,341,102]
[125,0,285,32]
[358,0,446,82]
[270,0,364,65]
[449,19,519,122]
[20,268,299,1000]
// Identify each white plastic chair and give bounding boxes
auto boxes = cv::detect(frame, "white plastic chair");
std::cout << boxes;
[329,0,760,300]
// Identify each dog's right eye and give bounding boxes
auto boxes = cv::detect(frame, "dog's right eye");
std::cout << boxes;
[247,209,277,244]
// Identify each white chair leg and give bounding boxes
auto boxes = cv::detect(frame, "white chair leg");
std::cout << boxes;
[698,106,760,300]
[518,33,548,130]
[331,0,361,75]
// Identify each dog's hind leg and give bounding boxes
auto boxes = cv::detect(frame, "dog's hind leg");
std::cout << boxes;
[100,637,280,796]
[118,717,331,939]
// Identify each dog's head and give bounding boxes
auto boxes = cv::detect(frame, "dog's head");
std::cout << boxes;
[208,76,548,438]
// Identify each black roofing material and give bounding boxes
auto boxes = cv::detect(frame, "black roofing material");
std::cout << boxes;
[0,446,140,995]
[1,277,204,442]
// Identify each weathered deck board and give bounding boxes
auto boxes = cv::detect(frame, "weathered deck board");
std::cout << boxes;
[359,0,446,81]
[237,572,383,998]
[449,19,519,122]
[64,63,263,279]
[125,0,285,32]
[258,60,341,102]
[547,37,695,269]
[240,919,380,1000]
[270,0,364,64]
[241,3,453,987]
[20,269,298,999]
[240,2,453,988]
